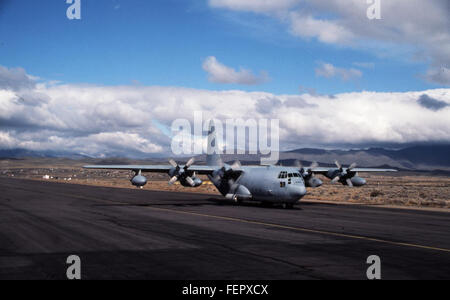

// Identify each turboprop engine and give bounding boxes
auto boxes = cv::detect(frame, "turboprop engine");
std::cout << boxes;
[225,184,252,203]
[168,158,203,187]
[296,161,323,188]
[131,170,147,188]
[210,161,251,202]
[181,175,202,187]
[327,161,366,187]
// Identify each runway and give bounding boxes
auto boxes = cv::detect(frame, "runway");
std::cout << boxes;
[0,177,449,280]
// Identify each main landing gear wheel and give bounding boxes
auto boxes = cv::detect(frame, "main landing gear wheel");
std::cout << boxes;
[282,203,294,209]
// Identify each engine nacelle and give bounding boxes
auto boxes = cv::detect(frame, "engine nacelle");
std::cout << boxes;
[131,175,147,187]
[180,176,203,187]
[225,184,252,203]
[350,176,366,187]
[325,162,365,187]
[325,169,340,180]
[306,176,323,188]
[332,173,366,187]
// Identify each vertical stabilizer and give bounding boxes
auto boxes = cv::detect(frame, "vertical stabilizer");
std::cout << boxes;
[206,120,222,166]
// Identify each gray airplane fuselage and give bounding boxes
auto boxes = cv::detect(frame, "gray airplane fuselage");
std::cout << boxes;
[211,165,307,204]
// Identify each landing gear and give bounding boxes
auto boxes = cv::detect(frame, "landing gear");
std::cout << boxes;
[261,202,273,208]
[281,203,294,209]
[232,195,243,205]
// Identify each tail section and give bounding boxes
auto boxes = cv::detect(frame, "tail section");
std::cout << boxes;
[206,120,222,166]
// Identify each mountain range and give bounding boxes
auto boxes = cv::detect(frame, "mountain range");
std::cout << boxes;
[1,145,449,171]
[281,145,450,170]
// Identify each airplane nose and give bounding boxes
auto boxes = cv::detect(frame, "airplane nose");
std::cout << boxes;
[290,186,307,199]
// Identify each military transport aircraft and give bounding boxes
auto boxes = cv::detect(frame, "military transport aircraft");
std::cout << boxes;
[84,122,396,208]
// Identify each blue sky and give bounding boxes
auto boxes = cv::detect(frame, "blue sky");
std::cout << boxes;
[0,0,444,95]
[0,0,449,157]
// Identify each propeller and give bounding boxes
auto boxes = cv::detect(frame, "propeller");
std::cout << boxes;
[230,160,241,170]
[334,160,342,169]
[331,161,357,186]
[331,176,340,183]
[168,158,196,186]
[346,178,353,187]
[168,175,179,185]
[297,160,318,178]
[348,162,357,171]
[213,160,241,184]
[168,159,178,168]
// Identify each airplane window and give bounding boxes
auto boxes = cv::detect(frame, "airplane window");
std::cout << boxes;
[288,173,293,178]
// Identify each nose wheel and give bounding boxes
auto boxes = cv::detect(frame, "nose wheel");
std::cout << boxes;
[232,194,243,205]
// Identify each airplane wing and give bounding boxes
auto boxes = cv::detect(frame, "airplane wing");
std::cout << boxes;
[310,167,397,174]
[344,168,397,172]
[83,165,219,175]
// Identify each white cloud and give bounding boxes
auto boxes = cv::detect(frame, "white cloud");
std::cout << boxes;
[0,131,17,149]
[0,66,449,156]
[0,65,36,91]
[202,56,269,85]
[0,130,163,156]
[289,12,354,44]
[85,132,163,154]
[208,0,450,86]
[315,62,362,81]
[425,67,450,86]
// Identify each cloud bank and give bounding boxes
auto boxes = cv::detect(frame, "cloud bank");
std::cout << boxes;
[0,65,37,91]
[0,65,449,157]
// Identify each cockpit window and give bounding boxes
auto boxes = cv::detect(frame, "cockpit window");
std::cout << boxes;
[288,173,293,178]
[278,171,288,179]
[293,173,299,177]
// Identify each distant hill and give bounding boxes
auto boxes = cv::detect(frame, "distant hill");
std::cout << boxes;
[199,144,450,170]
[0,148,91,160]
[0,148,166,160]
[1,145,449,171]
[283,145,450,169]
